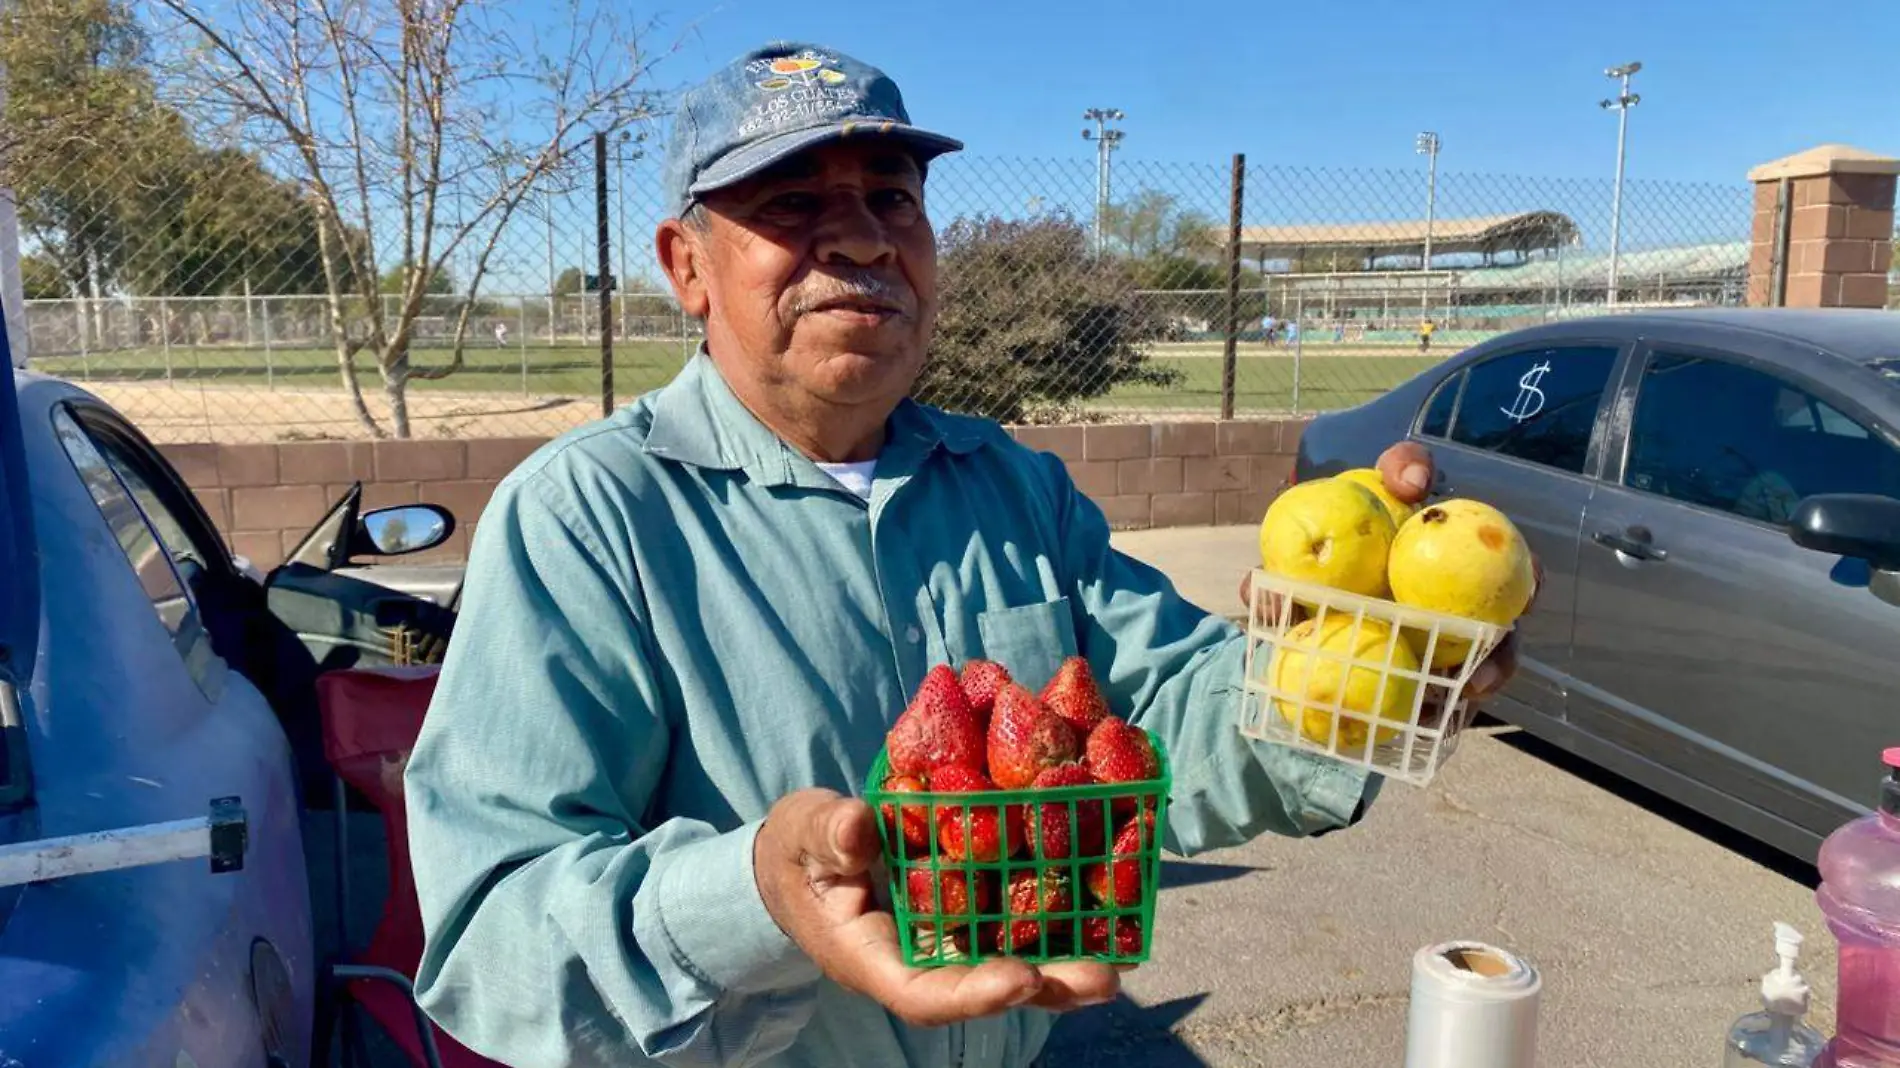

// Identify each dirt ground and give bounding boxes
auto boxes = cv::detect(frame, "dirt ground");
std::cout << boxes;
[83,380,611,443]
[82,379,1293,443]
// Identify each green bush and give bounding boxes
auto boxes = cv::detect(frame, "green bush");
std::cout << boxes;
[917,214,1182,423]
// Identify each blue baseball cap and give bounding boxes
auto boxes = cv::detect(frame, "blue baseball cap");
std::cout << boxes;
[662,42,963,218]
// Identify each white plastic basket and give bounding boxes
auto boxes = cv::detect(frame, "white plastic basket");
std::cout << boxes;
[1238,568,1508,787]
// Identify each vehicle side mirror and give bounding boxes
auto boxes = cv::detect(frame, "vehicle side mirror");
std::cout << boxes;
[354,504,455,558]
[1790,494,1900,607]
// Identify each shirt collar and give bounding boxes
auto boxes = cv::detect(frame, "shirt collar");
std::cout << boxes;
[643,345,987,489]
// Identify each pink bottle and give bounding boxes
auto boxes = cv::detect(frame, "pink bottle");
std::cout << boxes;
[1816,747,1900,1068]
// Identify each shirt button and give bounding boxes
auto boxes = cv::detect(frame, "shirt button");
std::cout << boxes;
[905,626,922,645]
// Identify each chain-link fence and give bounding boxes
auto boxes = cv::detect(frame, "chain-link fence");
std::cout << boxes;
[8,134,1770,443]
[5,1,1882,444]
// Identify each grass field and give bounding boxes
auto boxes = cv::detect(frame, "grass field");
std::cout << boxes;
[32,338,1453,420]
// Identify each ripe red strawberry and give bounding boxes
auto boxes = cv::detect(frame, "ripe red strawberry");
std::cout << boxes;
[878,774,934,857]
[995,869,1074,954]
[959,659,1012,724]
[887,664,984,777]
[905,867,997,928]
[987,683,1079,789]
[931,764,1024,862]
[1081,915,1145,957]
[1085,810,1157,908]
[1026,763,1105,859]
[1039,657,1109,734]
[1084,716,1160,786]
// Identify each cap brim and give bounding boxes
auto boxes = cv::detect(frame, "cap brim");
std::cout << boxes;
[686,122,963,202]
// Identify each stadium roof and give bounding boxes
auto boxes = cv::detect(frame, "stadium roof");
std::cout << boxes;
[1227,211,1581,260]
[1267,241,1750,294]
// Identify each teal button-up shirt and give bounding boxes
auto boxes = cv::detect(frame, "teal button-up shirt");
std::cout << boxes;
[404,350,1377,1068]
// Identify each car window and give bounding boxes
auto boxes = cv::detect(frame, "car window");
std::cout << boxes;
[53,409,197,636]
[1418,373,1460,438]
[87,431,222,573]
[1624,352,1900,526]
[1442,345,1620,474]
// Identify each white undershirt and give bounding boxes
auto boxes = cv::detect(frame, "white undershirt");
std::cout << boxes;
[816,458,878,500]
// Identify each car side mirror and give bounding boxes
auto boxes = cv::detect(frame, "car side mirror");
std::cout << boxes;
[1790,493,1900,607]
[354,504,455,558]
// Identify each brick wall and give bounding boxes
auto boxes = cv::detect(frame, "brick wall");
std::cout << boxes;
[159,418,1306,568]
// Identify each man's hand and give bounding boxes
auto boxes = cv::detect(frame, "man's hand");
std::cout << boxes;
[1238,441,1540,703]
[754,789,1120,1028]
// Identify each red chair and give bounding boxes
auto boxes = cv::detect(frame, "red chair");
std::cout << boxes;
[314,665,503,1068]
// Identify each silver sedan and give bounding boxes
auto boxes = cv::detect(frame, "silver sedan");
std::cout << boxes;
[1293,307,1900,864]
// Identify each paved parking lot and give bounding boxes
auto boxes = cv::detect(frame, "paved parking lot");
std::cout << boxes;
[1039,727,1833,1066]
[1044,528,1838,1066]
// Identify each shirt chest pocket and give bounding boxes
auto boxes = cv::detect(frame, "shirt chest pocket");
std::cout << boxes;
[976,598,1079,695]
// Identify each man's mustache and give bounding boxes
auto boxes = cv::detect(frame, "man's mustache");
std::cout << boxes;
[788,270,914,317]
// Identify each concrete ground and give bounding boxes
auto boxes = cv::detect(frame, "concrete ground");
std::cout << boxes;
[1038,526,1838,1066]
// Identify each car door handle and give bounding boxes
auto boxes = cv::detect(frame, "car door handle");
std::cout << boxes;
[1592,528,1668,562]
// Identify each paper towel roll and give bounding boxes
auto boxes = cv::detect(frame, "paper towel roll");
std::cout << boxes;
[1403,940,1541,1068]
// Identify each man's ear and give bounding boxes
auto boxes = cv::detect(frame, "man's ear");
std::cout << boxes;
[655,219,710,319]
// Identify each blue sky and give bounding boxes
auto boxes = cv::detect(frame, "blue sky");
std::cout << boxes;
[637,0,1900,184]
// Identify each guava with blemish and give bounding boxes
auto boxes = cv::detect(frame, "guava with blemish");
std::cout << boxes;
[1388,499,1535,668]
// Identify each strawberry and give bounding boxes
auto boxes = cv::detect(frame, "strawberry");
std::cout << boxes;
[1039,657,1109,734]
[1027,763,1105,859]
[878,774,934,857]
[986,683,1079,790]
[886,664,984,777]
[995,869,1074,954]
[1084,716,1160,786]
[904,867,998,929]
[1080,915,1145,957]
[1085,810,1156,908]
[931,764,1024,862]
[958,659,1012,724]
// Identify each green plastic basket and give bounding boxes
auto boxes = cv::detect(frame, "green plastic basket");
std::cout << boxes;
[863,741,1172,968]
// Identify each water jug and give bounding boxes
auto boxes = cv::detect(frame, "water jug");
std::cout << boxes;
[1816,747,1900,1067]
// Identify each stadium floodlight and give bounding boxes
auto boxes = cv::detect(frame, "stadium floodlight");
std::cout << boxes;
[1082,108,1126,256]
[1415,132,1441,293]
[1600,61,1642,306]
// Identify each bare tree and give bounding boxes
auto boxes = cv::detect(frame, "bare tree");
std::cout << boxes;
[144,0,665,437]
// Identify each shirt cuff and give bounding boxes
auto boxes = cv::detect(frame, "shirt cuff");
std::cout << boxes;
[1301,757,1378,832]
[650,819,822,996]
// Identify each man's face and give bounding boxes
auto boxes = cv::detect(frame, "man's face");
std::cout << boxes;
[661,140,937,409]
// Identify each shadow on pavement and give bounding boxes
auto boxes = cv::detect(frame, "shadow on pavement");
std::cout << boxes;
[1487,722,1821,889]
[1040,992,1212,1067]
[1160,860,1268,890]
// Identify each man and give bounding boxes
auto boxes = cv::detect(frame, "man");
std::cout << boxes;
[404,41,1519,1068]
[1419,316,1436,354]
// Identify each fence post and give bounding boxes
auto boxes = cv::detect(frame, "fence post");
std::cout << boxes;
[73,298,89,380]
[1220,153,1245,421]
[595,131,614,417]
[1291,293,1303,414]
[159,297,173,385]
[262,296,274,389]
[518,296,529,395]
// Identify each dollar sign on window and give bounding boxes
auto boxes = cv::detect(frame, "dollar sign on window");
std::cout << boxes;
[1501,361,1551,423]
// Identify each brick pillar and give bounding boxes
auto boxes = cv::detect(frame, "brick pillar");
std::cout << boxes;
[1747,144,1898,308]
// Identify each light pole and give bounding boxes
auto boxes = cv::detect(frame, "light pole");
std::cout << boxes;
[1416,131,1440,315]
[1082,108,1125,256]
[617,130,632,334]
[544,186,557,344]
[1600,61,1641,307]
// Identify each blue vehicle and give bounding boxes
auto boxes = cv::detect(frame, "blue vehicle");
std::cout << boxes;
[1,308,466,1066]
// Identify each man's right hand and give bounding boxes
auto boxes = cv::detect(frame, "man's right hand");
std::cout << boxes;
[755,789,1122,1027]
